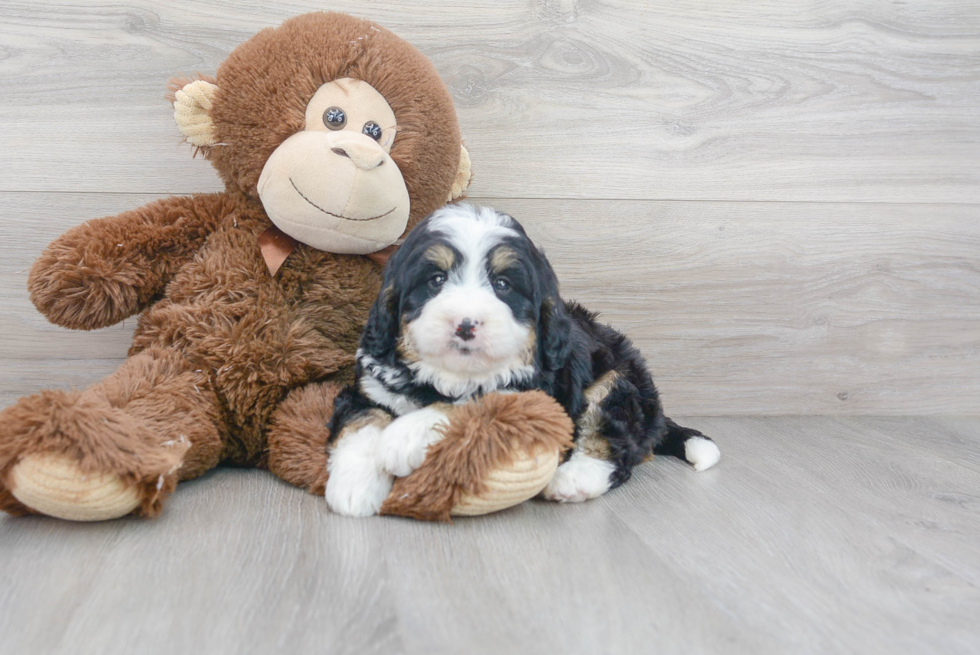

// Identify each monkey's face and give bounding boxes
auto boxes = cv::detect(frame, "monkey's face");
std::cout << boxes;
[171,13,471,252]
[256,78,411,255]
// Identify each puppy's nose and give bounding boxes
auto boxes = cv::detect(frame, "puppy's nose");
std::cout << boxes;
[455,319,477,341]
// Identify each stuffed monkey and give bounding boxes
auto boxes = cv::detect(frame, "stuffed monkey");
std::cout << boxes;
[0,12,571,522]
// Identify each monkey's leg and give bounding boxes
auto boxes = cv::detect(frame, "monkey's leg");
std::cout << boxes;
[0,347,225,520]
[265,381,343,496]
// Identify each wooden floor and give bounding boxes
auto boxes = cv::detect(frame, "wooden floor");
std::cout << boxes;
[1,416,978,654]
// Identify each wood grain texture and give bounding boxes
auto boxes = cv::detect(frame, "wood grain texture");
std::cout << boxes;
[3,192,977,414]
[0,193,152,405]
[1,417,978,654]
[511,198,980,415]
[2,5,977,653]
[0,1,978,201]
[612,416,980,654]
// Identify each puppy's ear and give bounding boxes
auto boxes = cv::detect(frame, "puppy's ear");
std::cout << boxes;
[360,218,431,362]
[540,296,572,371]
[361,262,401,362]
[534,249,572,371]
[360,281,400,363]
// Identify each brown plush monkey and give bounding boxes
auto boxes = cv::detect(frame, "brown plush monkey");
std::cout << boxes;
[0,12,571,521]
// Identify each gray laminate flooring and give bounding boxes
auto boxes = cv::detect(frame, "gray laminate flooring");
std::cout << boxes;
[1,416,977,655]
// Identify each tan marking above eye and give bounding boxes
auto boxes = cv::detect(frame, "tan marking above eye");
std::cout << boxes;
[490,247,518,273]
[425,244,455,270]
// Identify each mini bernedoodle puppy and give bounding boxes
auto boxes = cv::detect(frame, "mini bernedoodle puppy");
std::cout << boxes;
[325,203,720,516]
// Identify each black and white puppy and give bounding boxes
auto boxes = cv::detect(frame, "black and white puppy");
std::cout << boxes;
[325,203,719,516]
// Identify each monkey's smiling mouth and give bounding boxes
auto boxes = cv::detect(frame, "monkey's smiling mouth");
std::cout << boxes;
[289,178,396,222]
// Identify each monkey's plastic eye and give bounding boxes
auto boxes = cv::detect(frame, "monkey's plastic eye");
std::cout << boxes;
[323,107,347,130]
[362,121,383,141]
[428,272,447,290]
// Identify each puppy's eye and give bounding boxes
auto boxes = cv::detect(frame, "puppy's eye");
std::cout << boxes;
[362,121,383,141]
[493,277,511,293]
[323,107,347,130]
[428,272,447,290]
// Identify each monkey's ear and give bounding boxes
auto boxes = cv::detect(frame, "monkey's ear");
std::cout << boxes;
[170,78,219,149]
[447,144,473,202]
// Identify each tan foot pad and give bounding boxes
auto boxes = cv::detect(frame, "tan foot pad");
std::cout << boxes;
[451,449,560,517]
[10,453,141,521]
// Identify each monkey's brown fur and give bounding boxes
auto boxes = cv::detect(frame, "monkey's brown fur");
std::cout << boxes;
[0,12,572,520]
[381,392,575,521]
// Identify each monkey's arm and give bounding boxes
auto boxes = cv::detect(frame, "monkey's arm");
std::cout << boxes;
[28,193,234,330]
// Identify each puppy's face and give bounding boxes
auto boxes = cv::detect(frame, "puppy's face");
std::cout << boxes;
[360,204,569,396]
[401,206,535,377]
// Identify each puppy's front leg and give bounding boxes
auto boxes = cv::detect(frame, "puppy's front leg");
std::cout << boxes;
[541,450,617,503]
[378,406,452,477]
[326,411,393,517]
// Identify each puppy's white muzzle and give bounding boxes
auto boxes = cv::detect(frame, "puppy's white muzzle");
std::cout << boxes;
[409,286,527,374]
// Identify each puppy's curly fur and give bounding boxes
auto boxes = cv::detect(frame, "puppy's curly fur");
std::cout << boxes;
[326,204,720,512]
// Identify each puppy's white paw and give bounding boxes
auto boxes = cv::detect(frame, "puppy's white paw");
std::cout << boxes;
[378,407,451,477]
[685,436,720,472]
[325,425,392,517]
[541,452,616,503]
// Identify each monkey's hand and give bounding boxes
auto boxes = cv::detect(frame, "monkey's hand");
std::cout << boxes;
[28,193,231,330]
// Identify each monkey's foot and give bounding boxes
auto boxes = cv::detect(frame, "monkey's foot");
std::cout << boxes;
[9,453,141,521]
[0,387,192,520]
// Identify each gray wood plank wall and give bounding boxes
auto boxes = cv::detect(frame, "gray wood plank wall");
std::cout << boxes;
[1,1,978,414]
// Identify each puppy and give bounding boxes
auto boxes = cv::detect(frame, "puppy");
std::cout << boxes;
[325,204,719,516]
